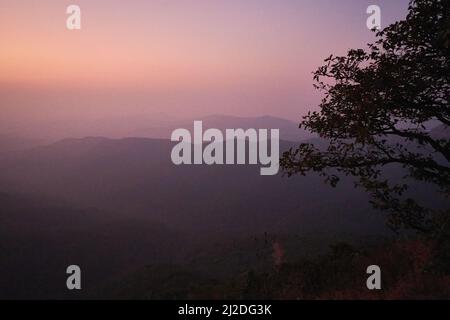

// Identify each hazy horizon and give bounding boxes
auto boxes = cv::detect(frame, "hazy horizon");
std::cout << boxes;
[1,0,410,140]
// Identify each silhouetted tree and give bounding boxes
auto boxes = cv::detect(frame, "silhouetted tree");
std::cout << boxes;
[281,0,449,235]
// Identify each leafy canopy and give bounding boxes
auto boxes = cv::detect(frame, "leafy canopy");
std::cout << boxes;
[281,0,450,235]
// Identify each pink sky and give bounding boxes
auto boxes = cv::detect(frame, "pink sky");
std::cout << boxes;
[0,0,409,135]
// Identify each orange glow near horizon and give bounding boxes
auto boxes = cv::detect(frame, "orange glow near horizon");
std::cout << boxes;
[0,0,409,125]
[1,1,314,91]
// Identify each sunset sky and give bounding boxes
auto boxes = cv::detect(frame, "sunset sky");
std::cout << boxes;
[0,0,410,135]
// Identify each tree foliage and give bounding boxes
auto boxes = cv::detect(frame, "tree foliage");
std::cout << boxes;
[281,0,450,235]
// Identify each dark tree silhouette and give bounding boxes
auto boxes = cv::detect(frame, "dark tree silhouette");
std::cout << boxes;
[281,0,450,235]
